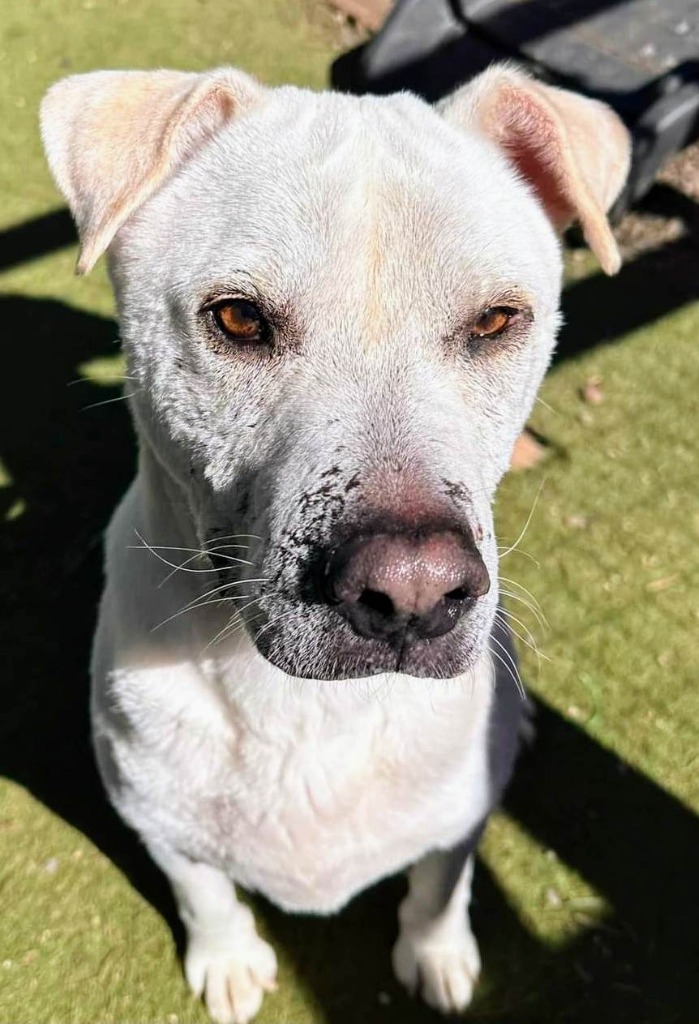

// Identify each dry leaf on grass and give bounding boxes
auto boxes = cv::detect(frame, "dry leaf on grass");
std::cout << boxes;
[509,428,548,471]
[581,375,605,405]
[327,0,393,31]
[565,513,589,530]
[646,575,679,593]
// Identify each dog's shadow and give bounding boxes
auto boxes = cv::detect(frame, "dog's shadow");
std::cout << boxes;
[1,272,697,1022]
[0,292,180,931]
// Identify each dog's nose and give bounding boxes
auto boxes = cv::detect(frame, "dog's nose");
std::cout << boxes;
[323,530,490,642]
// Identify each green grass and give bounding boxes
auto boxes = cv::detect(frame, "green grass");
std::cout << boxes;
[1,2,698,1023]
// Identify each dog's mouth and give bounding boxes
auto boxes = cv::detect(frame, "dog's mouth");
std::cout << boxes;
[253,614,486,680]
[228,578,492,681]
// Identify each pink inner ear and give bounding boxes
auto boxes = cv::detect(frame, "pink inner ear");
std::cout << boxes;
[493,88,575,230]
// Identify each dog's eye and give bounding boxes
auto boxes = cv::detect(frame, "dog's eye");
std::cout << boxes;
[212,299,266,344]
[471,307,519,340]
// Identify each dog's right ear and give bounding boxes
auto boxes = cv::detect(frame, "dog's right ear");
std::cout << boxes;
[41,68,264,274]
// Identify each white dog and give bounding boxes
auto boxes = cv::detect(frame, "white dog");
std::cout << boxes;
[41,64,629,1023]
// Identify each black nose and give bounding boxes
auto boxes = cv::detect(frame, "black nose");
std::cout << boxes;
[321,529,490,642]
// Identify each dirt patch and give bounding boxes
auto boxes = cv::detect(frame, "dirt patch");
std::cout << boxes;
[297,0,366,50]
[615,142,699,260]
[325,0,392,33]
[660,139,699,202]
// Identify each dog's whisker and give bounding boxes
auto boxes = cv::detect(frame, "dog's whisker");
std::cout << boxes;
[168,577,268,617]
[489,632,526,700]
[132,532,220,574]
[204,543,253,553]
[153,591,261,632]
[487,634,523,700]
[206,532,262,543]
[499,592,547,635]
[494,610,549,663]
[159,552,258,588]
[498,589,548,633]
[132,532,257,576]
[135,541,253,566]
[497,574,542,600]
[497,546,540,567]
[159,545,253,569]
[250,600,298,649]
[252,612,288,647]
[205,599,262,651]
[498,478,547,559]
[495,605,542,651]
[158,551,207,587]
[196,578,267,601]
[160,548,259,588]
[490,645,524,699]
[498,574,546,618]
[81,391,139,411]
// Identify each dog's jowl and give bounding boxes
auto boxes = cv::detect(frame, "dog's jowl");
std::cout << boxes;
[42,65,629,1023]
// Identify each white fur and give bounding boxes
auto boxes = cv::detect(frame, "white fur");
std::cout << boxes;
[40,65,629,1023]
[394,852,481,1013]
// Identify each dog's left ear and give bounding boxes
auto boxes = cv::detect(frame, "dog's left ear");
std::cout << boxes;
[439,65,631,274]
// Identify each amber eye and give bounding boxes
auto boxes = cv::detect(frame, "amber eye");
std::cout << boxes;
[471,306,519,340]
[212,299,266,344]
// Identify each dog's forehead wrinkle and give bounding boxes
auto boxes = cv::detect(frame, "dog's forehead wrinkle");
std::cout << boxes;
[120,86,564,360]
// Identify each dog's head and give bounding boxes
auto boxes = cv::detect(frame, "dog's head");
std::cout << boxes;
[42,65,629,680]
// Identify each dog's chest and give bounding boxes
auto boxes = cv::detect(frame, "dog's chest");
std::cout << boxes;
[171,674,494,912]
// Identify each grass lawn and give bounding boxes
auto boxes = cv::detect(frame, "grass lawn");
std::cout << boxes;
[1,2,697,1022]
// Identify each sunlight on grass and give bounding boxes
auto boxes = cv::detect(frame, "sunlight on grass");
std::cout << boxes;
[77,355,127,386]
[0,457,26,521]
[481,812,609,949]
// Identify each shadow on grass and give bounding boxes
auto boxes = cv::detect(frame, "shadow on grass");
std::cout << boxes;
[0,198,697,1023]
[559,186,699,360]
[0,208,75,272]
[0,295,182,945]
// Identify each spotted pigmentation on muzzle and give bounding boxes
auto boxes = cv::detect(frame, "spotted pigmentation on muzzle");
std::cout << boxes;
[212,469,498,681]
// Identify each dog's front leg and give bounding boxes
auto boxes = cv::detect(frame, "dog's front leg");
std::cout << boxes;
[392,837,483,1014]
[147,842,277,1024]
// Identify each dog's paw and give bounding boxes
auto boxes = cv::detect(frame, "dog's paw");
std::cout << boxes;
[392,925,481,1015]
[185,928,277,1024]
